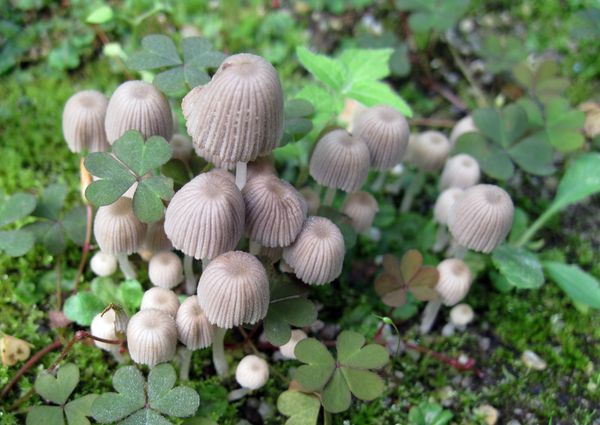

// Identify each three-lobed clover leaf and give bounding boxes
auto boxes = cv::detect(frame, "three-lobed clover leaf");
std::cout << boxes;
[91,363,200,424]
[395,0,470,33]
[294,330,389,414]
[374,250,439,307]
[0,190,36,256]
[277,390,321,425]
[513,59,569,102]
[85,130,174,223]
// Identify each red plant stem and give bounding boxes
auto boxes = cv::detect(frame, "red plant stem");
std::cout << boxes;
[403,341,484,378]
[374,307,396,340]
[72,203,93,293]
[48,331,121,372]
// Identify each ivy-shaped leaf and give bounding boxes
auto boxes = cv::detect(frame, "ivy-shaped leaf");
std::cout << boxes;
[277,390,320,425]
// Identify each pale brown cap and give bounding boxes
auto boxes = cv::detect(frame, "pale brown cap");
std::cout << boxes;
[170,134,194,161]
[309,129,370,192]
[164,169,245,259]
[439,154,480,190]
[140,287,180,318]
[299,187,321,215]
[175,296,215,350]
[242,175,307,247]
[235,354,269,390]
[247,155,277,181]
[448,184,514,253]
[433,188,464,225]
[341,191,379,233]
[90,309,119,354]
[450,303,474,326]
[408,131,451,171]
[148,251,183,289]
[449,115,477,147]
[435,259,473,306]
[127,309,177,367]
[197,251,269,328]
[142,217,173,253]
[352,105,410,170]
[105,80,173,144]
[62,90,110,153]
[93,197,146,254]
[182,53,284,168]
[279,329,307,359]
[282,216,345,285]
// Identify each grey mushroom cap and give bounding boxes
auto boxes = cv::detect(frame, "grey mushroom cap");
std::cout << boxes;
[176,296,215,350]
[433,188,464,225]
[309,129,370,192]
[197,251,269,328]
[164,169,245,260]
[408,131,451,172]
[448,184,514,253]
[105,80,173,144]
[62,90,110,153]
[439,154,481,190]
[93,197,146,255]
[436,259,473,306]
[182,53,284,169]
[282,216,345,285]
[140,287,180,317]
[127,309,177,368]
[341,191,379,233]
[352,105,410,170]
[148,251,184,289]
[242,175,307,247]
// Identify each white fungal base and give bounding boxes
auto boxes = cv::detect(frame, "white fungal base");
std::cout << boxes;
[322,186,336,206]
[419,298,442,335]
[178,347,193,381]
[116,253,137,280]
[235,161,248,190]
[184,255,196,295]
[212,327,228,376]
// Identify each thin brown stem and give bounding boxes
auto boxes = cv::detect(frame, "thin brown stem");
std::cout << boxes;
[55,256,62,310]
[92,25,133,79]
[49,330,121,372]
[403,341,484,378]
[448,43,488,108]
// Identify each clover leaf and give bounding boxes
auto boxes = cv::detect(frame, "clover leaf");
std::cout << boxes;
[0,191,36,257]
[513,59,569,102]
[294,330,389,413]
[91,363,200,424]
[84,130,174,223]
[26,363,97,425]
[277,390,321,425]
[408,401,453,425]
[395,0,469,32]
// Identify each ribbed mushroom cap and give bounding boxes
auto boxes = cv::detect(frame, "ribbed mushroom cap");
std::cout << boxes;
[439,154,481,190]
[142,218,172,253]
[197,251,269,328]
[176,296,215,350]
[299,188,320,215]
[309,129,370,192]
[341,191,379,233]
[247,155,277,181]
[170,134,194,161]
[448,184,514,253]
[148,251,183,289]
[164,169,245,260]
[282,216,345,285]
[436,259,473,306]
[90,309,119,353]
[279,329,307,359]
[94,197,146,254]
[242,175,307,247]
[449,303,474,326]
[408,131,451,171]
[449,115,477,147]
[127,309,177,368]
[90,251,117,277]
[105,80,173,143]
[352,105,410,170]
[140,287,180,317]
[434,188,464,225]
[62,90,110,153]
[182,53,284,168]
[235,354,269,390]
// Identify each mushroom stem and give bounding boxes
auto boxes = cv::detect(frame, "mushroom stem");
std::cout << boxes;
[446,242,467,260]
[400,170,425,212]
[202,257,210,270]
[371,170,387,192]
[116,253,137,280]
[419,298,442,335]
[179,346,193,381]
[184,255,196,295]
[235,161,248,190]
[323,186,337,206]
[110,351,125,363]
[212,327,229,376]
[227,388,251,401]
[249,240,262,256]
[432,226,450,253]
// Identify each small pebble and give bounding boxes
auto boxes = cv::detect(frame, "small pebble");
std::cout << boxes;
[475,404,499,425]
[506,421,521,425]
[521,350,547,370]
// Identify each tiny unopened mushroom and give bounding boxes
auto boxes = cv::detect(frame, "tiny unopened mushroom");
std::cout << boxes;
[62,90,110,153]
[299,187,321,215]
[140,287,180,318]
[90,251,118,277]
[279,329,307,359]
[449,115,478,147]
[90,309,122,358]
[170,134,194,162]
[127,309,177,368]
[229,355,270,400]
[341,191,379,233]
[449,303,474,330]
[439,154,481,190]
[282,216,345,285]
[432,188,464,252]
[148,251,183,289]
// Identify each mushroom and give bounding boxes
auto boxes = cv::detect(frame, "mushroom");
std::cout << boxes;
[93,197,146,280]
[141,217,172,257]
[341,191,379,234]
[105,80,173,143]
[229,354,270,400]
[449,115,478,147]
[140,287,180,318]
[62,90,110,153]
[90,309,120,357]
[278,329,307,360]
[242,174,307,255]
[148,251,184,289]
[449,303,475,331]
[170,134,194,162]
[439,154,481,190]
[182,53,283,189]
[282,216,345,285]
[448,184,514,255]
[247,155,277,181]
[197,251,269,376]
[90,251,117,277]
[127,309,177,368]
[432,188,464,252]
[299,187,321,215]
[309,129,370,206]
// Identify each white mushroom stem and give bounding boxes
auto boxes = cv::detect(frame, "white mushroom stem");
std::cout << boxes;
[370,170,387,192]
[235,161,248,190]
[400,170,425,213]
[116,253,136,280]
[433,226,450,253]
[323,186,337,206]
[184,255,196,295]
[227,388,251,401]
[212,327,228,376]
[178,346,193,381]
[419,298,442,335]
[446,242,467,260]
[249,240,262,256]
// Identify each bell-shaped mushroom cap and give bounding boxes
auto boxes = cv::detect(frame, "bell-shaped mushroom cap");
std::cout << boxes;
[435,259,473,306]
[448,184,514,253]
[439,154,481,190]
[105,80,173,143]
[449,115,477,147]
[90,309,119,353]
[90,251,117,277]
[175,296,215,350]
[341,191,379,233]
[299,187,320,216]
[94,197,146,255]
[148,251,183,289]
[62,90,110,153]
[282,216,345,285]
[170,134,194,161]
[140,287,180,317]
[197,251,269,328]
[235,354,269,390]
[352,105,410,170]
[309,129,370,192]
[242,175,307,247]
[182,53,284,168]
[127,309,177,368]
[408,131,451,172]
[434,188,464,225]
[247,155,277,181]
[279,329,307,359]
[164,169,245,260]
[142,217,172,253]
[449,303,474,327]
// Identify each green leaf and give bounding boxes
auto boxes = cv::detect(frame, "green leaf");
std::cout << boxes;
[346,80,412,117]
[0,228,35,256]
[188,51,227,68]
[474,105,529,148]
[91,276,118,305]
[91,366,146,423]
[543,262,600,309]
[62,206,87,245]
[277,390,320,425]
[86,6,114,24]
[285,99,315,118]
[321,369,351,413]
[294,338,336,391]
[454,133,514,180]
[63,292,105,326]
[113,132,173,176]
[84,152,136,205]
[147,363,176,404]
[338,48,393,84]
[118,279,144,313]
[340,367,385,401]
[128,35,182,70]
[544,98,585,153]
[184,63,211,88]
[492,245,544,289]
[133,176,173,223]
[264,298,317,345]
[26,221,66,254]
[296,46,345,91]
[408,401,453,425]
[120,409,171,425]
[154,67,186,94]
[0,192,36,226]
[182,37,212,62]
[508,132,556,176]
[389,44,411,77]
[65,394,98,425]
[26,406,65,425]
[35,363,79,405]
[551,153,600,211]
[33,183,67,220]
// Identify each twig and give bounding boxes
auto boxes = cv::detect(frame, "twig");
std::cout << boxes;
[48,330,121,372]
[72,203,93,293]
[409,118,456,128]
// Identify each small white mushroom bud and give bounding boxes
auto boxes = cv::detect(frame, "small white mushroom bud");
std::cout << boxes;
[140,287,180,317]
[149,251,184,289]
[278,330,307,360]
[90,251,118,277]
[90,309,120,354]
[176,296,215,350]
[439,154,481,190]
[235,354,269,390]
[449,303,475,328]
